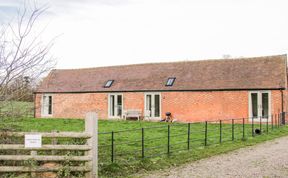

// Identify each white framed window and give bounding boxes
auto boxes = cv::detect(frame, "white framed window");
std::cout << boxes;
[41,94,53,117]
[108,93,123,118]
[248,91,271,121]
[144,93,161,120]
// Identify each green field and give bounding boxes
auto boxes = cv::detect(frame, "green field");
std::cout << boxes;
[0,101,34,117]
[1,117,288,177]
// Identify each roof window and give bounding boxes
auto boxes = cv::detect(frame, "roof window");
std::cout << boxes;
[104,80,114,88]
[166,77,176,86]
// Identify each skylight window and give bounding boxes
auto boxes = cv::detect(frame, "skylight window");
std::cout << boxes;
[104,80,114,88]
[166,77,176,86]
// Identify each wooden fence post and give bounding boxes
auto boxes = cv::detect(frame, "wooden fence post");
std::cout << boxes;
[85,112,98,178]
[51,130,58,155]
[30,130,37,178]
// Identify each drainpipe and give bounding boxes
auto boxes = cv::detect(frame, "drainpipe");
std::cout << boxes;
[33,93,36,118]
[281,89,284,113]
[281,89,285,125]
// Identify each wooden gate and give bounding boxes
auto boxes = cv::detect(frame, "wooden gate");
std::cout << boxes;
[0,112,98,178]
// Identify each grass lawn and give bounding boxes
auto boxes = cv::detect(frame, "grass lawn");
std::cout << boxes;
[1,117,288,177]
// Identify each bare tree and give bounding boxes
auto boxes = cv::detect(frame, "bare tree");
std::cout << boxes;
[0,2,56,117]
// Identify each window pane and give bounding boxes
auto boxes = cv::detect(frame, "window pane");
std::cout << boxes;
[154,95,160,117]
[105,80,114,87]
[107,81,112,86]
[146,95,152,116]
[262,93,269,118]
[48,96,52,115]
[117,95,122,117]
[42,95,52,115]
[43,96,47,115]
[166,78,175,86]
[110,95,115,116]
[251,93,258,117]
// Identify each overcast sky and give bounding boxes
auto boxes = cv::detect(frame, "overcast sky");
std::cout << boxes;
[0,0,287,69]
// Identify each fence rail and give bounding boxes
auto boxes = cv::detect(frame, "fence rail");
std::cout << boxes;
[0,144,91,150]
[0,132,92,138]
[0,155,92,161]
[0,166,90,173]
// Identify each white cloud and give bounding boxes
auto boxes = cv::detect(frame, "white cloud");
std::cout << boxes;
[1,0,288,69]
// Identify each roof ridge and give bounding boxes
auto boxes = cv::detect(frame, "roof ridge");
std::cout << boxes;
[54,54,287,71]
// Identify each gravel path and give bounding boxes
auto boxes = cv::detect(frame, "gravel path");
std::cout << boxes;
[141,136,288,178]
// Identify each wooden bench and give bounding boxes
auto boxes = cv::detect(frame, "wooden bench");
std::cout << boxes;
[123,109,142,121]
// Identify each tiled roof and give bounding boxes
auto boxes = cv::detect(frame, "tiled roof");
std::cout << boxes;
[36,54,287,93]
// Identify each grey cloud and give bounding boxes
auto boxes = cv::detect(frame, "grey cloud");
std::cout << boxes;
[0,0,133,23]
[51,0,131,7]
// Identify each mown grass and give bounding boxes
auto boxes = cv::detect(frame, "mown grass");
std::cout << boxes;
[1,117,288,177]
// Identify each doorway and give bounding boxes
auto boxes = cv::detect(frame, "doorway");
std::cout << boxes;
[108,94,123,118]
[249,91,271,121]
[145,93,161,119]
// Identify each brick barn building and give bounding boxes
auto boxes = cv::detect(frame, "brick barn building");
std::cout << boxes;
[35,54,288,122]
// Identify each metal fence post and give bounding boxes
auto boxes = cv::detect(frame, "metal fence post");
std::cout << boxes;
[278,113,281,127]
[272,114,274,130]
[204,121,208,146]
[266,116,269,134]
[111,131,114,162]
[219,120,222,143]
[276,114,278,128]
[260,116,262,132]
[252,117,255,137]
[277,113,279,128]
[280,113,282,127]
[280,112,283,125]
[142,128,144,159]
[242,118,245,140]
[279,113,280,128]
[167,125,170,155]
[282,112,286,125]
[232,119,234,141]
[274,114,276,128]
[187,123,190,150]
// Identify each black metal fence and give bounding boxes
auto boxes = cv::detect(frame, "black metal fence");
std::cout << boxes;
[98,112,287,164]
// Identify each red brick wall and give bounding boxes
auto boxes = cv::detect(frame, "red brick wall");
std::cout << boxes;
[34,94,42,118]
[35,90,285,122]
[162,91,248,122]
[271,90,282,115]
[123,92,144,112]
[284,90,288,113]
[35,93,107,119]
